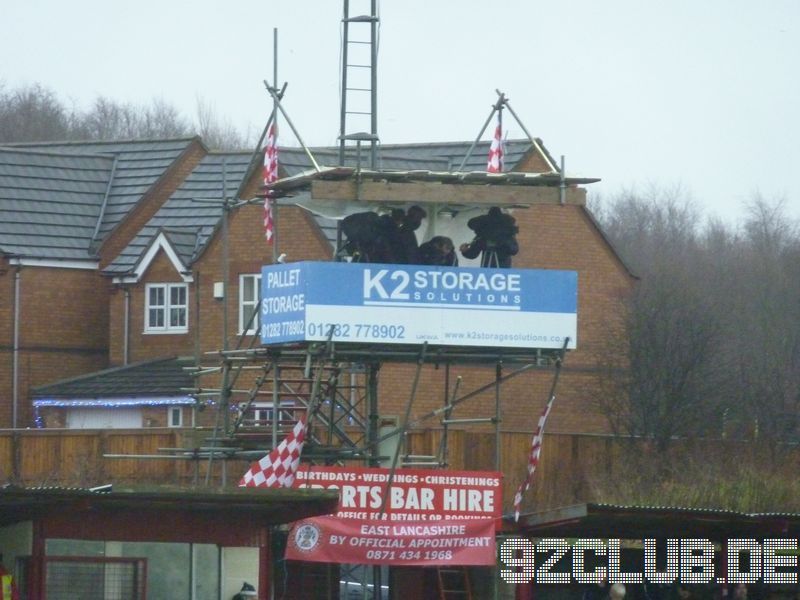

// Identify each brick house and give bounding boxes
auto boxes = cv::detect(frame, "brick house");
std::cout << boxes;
[2,136,634,442]
[0,138,207,428]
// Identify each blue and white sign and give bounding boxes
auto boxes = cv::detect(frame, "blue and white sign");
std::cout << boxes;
[260,262,577,349]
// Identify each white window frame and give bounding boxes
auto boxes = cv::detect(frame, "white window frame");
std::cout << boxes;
[145,283,188,333]
[168,406,183,427]
[250,402,295,427]
[253,407,270,427]
[239,274,261,335]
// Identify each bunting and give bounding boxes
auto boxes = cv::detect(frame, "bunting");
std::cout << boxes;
[239,412,307,488]
[486,120,504,173]
[263,122,278,243]
[512,394,555,521]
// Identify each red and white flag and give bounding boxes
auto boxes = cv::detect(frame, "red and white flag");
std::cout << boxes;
[263,122,278,243]
[486,120,504,173]
[239,412,307,488]
[512,394,555,521]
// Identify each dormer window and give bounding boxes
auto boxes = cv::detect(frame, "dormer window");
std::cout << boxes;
[145,283,188,333]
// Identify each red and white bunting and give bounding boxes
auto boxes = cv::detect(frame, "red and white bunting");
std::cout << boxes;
[486,121,504,173]
[512,394,555,521]
[263,122,278,243]
[239,412,307,488]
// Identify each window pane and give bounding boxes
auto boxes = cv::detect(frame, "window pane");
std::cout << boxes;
[170,307,186,327]
[243,302,258,331]
[149,286,164,307]
[243,276,254,300]
[149,308,164,328]
[170,285,187,305]
[240,275,261,333]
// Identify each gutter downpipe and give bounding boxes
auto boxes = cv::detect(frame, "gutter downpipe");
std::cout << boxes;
[12,266,20,428]
[123,287,130,365]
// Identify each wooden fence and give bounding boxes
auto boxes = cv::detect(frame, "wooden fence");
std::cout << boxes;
[2,428,793,514]
[0,429,191,486]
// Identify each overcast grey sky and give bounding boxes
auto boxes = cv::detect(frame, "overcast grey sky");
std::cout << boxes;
[2,0,798,224]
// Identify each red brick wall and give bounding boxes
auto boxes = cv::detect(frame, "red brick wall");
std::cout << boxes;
[0,266,109,427]
[515,145,557,173]
[0,258,13,426]
[108,285,126,366]
[191,202,333,355]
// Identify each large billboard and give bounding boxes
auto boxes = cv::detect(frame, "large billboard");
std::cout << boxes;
[261,261,577,349]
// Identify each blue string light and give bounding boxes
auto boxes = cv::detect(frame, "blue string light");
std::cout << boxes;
[33,396,195,408]
[34,405,44,428]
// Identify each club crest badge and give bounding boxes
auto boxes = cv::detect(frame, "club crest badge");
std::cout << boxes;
[291,521,321,553]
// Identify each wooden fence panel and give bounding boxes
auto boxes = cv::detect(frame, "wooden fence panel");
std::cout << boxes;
[102,431,178,483]
[0,434,14,480]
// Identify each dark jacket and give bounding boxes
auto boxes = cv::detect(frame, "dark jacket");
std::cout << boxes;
[460,236,518,268]
[461,208,519,268]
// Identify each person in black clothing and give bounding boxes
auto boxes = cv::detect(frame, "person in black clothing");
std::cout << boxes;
[372,208,405,263]
[340,211,382,262]
[459,206,519,268]
[418,236,458,266]
[341,206,427,264]
[340,209,405,263]
[395,205,427,264]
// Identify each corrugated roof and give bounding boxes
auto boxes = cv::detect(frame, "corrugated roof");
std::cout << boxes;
[511,502,800,539]
[0,483,339,528]
[2,137,200,259]
[103,152,250,275]
[31,356,195,398]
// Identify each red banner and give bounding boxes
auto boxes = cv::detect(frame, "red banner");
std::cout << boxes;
[293,466,502,522]
[285,515,496,566]
[287,467,501,566]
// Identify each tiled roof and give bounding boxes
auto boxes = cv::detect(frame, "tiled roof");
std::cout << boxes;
[0,147,114,260]
[277,139,541,177]
[101,139,557,273]
[30,356,195,398]
[1,137,200,260]
[379,139,544,172]
[162,229,202,267]
[103,152,250,276]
